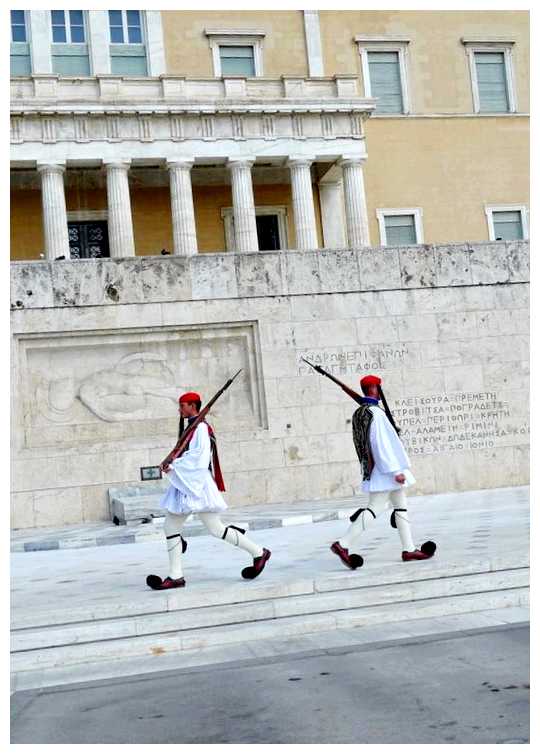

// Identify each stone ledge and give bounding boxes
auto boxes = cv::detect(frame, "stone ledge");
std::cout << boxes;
[10,241,529,311]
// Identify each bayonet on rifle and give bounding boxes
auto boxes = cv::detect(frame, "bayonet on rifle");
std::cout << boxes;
[301,357,363,405]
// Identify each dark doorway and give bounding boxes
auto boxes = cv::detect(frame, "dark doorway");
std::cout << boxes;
[256,214,280,251]
[68,220,110,259]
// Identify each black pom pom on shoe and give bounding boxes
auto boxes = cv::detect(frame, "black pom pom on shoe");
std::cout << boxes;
[348,554,364,569]
[420,541,437,557]
[146,574,163,589]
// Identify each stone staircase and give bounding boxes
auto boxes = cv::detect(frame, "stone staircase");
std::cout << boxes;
[11,553,529,690]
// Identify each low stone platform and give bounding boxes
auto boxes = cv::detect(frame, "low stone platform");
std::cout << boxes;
[10,487,529,691]
[11,495,367,552]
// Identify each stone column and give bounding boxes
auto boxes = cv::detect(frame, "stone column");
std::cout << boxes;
[167,160,198,256]
[104,160,135,258]
[288,158,318,249]
[319,180,347,248]
[228,159,259,252]
[37,162,70,260]
[340,157,370,247]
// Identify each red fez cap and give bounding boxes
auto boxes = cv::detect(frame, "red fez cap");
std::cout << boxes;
[360,374,382,388]
[179,391,201,404]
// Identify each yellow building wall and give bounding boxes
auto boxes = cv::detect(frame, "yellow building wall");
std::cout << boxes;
[162,10,308,77]
[319,10,529,114]
[11,191,43,261]
[364,116,529,244]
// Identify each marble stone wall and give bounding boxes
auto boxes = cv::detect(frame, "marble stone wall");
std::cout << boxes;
[10,241,529,528]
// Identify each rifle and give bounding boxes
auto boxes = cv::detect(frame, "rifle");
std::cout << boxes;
[302,357,401,435]
[301,357,363,405]
[160,369,243,471]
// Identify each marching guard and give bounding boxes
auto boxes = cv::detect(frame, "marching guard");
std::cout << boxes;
[146,390,271,590]
[330,374,436,569]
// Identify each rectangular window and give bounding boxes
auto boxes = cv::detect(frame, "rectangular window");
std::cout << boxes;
[11,10,31,75]
[51,10,85,43]
[51,10,89,75]
[367,51,403,113]
[377,208,423,246]
[11,10,27,42]
[219,45,255,76]
[474,51,509,112]
[109,10,143,44]
[492,211,523,241]
[109,10,147,74]
[384,214,416,245]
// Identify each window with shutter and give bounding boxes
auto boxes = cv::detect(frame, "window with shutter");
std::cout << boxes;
[492,210,523,240]
[219,46,255,76]
[384,214,417,244]
[474,52,509,112]
[109,9,147,75]
[11,10,31,75]
[51,10,90,75]
[367,51,403,113]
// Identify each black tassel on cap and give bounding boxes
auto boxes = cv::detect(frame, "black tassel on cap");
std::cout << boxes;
[378,386,401,436]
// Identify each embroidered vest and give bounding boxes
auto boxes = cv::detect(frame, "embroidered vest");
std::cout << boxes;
[351,404,375,481]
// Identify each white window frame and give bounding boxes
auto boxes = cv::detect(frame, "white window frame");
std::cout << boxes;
[485,204,528,241]
[355,37,411,115]
[108,9,145,46]
[221,206,288,251]
[205,29,265,77]
[376,207,424,246]
[463,41,517,114]
[50,10,86,45]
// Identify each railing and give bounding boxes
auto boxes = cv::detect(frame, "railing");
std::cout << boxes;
[11,73,373,106]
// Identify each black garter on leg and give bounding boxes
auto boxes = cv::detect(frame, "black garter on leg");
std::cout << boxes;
[390,508,408,528]
[350,507,376,523]
[166,532,188,553]
[222,525,246,541]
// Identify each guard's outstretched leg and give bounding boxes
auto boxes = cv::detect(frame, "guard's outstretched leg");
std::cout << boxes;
[199,513,272,580]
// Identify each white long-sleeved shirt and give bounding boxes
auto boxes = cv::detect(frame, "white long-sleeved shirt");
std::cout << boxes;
[361,405,416,493]
[159,422,228,514]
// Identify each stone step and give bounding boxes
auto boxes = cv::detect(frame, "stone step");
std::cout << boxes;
[11,567,528,654]
[11,563,529,672]
[12,553,525,630]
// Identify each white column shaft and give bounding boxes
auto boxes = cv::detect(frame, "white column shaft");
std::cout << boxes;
[87,11,111,74]
[289,160,318,250]
[105,162,135,258]
[319,180,347,248]
[28,11,53,73]
[168,162,197,256]
[38,164,69,260]
[228,161,258,252]
[341,159,370,247]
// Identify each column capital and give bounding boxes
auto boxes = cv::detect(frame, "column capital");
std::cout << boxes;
[166,158,194,170]
[286,157,315,169]
[227,158,254,170]
[103,159,132,171]
[36,162,66,174]
[339,155,368,168]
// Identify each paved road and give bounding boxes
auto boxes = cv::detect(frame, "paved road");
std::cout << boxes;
[11,624,529,744]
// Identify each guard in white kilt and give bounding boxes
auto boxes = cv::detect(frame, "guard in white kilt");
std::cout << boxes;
[331,375,436,569]
[146,391,271,590]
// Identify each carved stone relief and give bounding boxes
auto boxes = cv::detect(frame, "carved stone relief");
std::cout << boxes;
[19,323,265,450]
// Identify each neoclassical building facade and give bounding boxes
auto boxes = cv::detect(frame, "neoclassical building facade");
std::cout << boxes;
[10,10,529,261]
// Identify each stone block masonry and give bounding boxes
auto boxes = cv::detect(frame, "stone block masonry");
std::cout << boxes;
[10,241,529,528]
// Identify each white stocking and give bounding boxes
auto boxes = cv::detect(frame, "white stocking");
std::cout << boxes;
[164,511,189,579]
[199,512,264,558]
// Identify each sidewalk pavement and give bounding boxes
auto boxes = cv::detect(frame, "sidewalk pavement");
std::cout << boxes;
[11,486,529,618]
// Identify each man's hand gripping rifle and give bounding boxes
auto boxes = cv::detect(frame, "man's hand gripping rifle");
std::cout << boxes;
[301,357,363,405]
[160,369,243,473]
